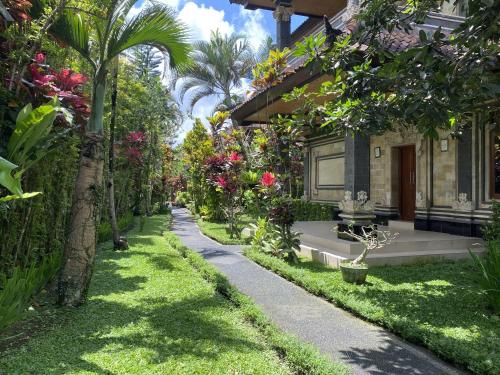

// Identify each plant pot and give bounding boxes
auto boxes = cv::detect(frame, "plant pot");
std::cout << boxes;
[339,261,369,284]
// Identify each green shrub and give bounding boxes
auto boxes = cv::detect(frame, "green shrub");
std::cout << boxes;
[0,252,61,331]
[483,201,500,241]
[174,191,190,207]
[97,211,134,243]
[292,199,334,221]
[471,240,500,313]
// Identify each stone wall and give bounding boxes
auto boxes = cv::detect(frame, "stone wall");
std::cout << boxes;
[432,132,456,206]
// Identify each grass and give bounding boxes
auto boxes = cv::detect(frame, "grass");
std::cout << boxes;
[197,216,254,245]
[0,215,346,375]
[245,248,500,375]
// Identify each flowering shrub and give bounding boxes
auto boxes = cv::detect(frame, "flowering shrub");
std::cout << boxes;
[204,152,245,238]
[261,172,276,188]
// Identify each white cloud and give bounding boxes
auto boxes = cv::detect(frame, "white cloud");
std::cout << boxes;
[239,8,270,52]
[178,2,234,41]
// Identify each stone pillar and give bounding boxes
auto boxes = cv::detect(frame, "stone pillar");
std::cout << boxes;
[344,134,370,196]
[303,146,310,199]
[273,1,293,50]
[457,126,473,200]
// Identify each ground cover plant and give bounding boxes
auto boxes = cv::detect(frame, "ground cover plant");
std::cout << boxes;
[245,248,500,375]
[197,215,254,245]
[0,215,328,374]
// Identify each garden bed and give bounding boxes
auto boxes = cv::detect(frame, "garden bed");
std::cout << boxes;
[245,248,500,375]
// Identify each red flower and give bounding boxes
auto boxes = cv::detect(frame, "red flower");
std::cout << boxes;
[261,172,276,187]
[216,176,228,189]
[228,151,241,162]
[35,53,45,64]
[55,69,88,91]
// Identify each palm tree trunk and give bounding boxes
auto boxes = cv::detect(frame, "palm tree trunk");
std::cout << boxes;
[108,61,127,250]
[58,68,107,306]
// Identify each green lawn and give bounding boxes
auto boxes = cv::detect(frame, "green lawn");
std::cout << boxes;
[245,248,500,375]
[0,216,300,374]
[197,216,253,245]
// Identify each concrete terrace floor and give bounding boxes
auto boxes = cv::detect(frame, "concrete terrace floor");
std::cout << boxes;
[171,208,468,375]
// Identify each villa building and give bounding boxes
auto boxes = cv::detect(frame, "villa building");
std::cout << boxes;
[230,0,497,241]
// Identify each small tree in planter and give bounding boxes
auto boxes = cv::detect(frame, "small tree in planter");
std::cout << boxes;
[337,225,398,284]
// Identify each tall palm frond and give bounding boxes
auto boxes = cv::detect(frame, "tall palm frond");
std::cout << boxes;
[177,30,254,113]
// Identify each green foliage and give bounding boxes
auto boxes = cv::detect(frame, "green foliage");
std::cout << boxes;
[0,98,69,197]
[0,251,61,331]
[482,201,500,242]
[470,241,500,313]
[168,232,348,375]
[97,211,134,244]
[177,30,254,111]
[174,191,190,207]
[197,217,252,245]
[292,199,333,221]
[245,249,500,375]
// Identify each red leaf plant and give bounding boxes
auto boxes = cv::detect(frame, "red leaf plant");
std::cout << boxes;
[261,172,276,188]
[27,54,90,123]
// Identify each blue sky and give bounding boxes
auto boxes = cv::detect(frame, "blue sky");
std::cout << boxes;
[130,0,306,142]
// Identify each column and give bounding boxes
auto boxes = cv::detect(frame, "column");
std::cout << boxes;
[273,0,293,50]
[344,134,370,196]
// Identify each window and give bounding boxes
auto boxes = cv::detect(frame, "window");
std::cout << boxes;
[491,130,500,199]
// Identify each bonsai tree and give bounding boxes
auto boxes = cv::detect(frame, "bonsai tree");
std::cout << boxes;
[337,225,398,284]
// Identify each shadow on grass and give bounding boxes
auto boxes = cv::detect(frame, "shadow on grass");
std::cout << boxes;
[254,253,498,374]
[0,215,274,374]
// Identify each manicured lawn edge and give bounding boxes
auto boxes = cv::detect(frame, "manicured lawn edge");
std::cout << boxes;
[196,218,250,245]
[244,248,497,375]
[165,232,348,375]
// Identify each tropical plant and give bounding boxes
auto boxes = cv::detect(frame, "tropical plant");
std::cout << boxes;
[177,30,254,112]
[251,48,294,92]
[0,250,61,331]
[470,240,500,313]
[0,97,69,201]
[50,1,190,306]
[482,201,500,242]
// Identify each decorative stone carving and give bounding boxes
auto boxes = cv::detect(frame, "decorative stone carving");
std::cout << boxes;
[273,5,294,21]
[415,191,428,209]
[452,193,473,211]
[338,191,374,213]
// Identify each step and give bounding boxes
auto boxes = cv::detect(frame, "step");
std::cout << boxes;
[300,232,483,256]
[388,220,414,230]
[298,244,485,268]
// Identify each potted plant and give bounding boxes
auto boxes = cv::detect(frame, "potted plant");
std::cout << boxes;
[337,225,398,284]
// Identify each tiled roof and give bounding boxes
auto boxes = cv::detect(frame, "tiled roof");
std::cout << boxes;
[232,17,425,115]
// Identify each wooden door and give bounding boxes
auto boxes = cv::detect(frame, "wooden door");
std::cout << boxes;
[400,145,416,221]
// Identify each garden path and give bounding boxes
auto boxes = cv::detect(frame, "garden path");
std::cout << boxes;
[171,208,468,375]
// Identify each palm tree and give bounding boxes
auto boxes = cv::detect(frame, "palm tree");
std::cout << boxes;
[177,30,254,112]
[51,1,190,306]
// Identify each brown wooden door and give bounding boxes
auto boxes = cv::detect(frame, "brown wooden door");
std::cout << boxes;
[400,145,416,221]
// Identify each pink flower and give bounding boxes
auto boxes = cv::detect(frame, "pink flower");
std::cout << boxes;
[261,172,276,187]
[56,69,88,91]
[35,53,45,64]
[229,152,241,162]
[216,176,228,189]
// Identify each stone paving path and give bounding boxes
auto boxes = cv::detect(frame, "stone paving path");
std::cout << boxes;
[171,208,467,375]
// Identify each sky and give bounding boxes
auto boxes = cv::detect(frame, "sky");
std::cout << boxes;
[130,0,306,143]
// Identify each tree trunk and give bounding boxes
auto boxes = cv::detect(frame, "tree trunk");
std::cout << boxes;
[58,133,104,306]
[107,60,127,250]
[58,67,107,306]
